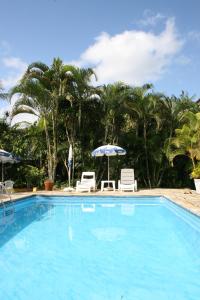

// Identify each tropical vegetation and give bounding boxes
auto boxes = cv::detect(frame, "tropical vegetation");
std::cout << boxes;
[0,58,199,189]
[191,164,200,179]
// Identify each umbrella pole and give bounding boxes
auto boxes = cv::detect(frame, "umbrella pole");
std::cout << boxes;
[108,156,109,181]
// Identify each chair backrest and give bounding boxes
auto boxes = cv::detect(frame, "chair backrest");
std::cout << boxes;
[81,172,95,186]
[4,180,14,189]
[120,169,135,184]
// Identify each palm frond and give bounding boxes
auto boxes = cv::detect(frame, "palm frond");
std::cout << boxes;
[27,62,49,73]
[11,105,39,118]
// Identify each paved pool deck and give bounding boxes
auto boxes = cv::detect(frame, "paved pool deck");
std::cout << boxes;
[1,188,200,216]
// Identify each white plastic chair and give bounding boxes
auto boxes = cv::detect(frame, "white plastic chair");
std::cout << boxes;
[76,172,96,192]
[118,169,137,192]
[4,180,14,194]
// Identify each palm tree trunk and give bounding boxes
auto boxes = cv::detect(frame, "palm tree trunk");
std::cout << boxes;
[44,118,53,180]
[78,100,82,129]
[143,121,151,188]
[191,155,196,169]
[52,107,58,182]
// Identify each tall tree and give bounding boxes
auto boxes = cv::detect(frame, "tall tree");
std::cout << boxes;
[10,58,72,181]
[100,82,131,144]
[10,60,98,181]
[57,65,99,181]
[125,84,163,188]
[162,92,198,141]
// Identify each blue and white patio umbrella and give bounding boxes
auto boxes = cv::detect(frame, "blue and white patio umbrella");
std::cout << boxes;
[92,144,126,181]
[0,149,20,182]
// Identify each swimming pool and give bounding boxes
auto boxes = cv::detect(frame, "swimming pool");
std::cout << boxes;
[0,196,200,299]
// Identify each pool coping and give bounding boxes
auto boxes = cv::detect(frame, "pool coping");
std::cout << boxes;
[0,188,200,217]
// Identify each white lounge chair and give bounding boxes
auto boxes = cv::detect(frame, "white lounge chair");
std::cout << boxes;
[118,169,137,192]
[76,172,96,192]
[4,180,14,194]
[81,204,96,213]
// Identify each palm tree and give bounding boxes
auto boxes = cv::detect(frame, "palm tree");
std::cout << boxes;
[10,72,53,179]
[167,111,200,168]
[58,66,98,174]
[10,60,98,181]
[125,84,164,188]
[162,92,198,141]
[100,82,131,144]
[10,58,72,181]
[61,65,97,129]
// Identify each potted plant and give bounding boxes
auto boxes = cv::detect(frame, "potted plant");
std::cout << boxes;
[44,179,54,191]
[191,164,200,194]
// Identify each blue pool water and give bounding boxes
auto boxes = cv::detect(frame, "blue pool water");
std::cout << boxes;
[0,196,200,300]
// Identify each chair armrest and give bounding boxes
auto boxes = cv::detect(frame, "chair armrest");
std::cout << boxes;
[118,180,121,189]
[134,180,137,191]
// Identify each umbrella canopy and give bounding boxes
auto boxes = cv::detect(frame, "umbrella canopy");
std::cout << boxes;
[0,149,20,181]
[92,144,126,181]
[92,144,126,157]
[0,149,14,163]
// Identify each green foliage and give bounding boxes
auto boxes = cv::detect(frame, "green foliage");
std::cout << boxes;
[19,165,45,188]
[10,58,98,181]
[191,164,200,179]
[1,58,199,189]
[166,112,200,168]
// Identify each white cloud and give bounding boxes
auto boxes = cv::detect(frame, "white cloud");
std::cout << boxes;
[74,18,183,85]
[188,30,200,42]
[137,10,165,27]
[0,103,9,118]
[1,56,27,89]
[0,44,37,125]
[0,56,36,125]
[0,40,10,55]
[175,55,191,65]
[3,56,27,70]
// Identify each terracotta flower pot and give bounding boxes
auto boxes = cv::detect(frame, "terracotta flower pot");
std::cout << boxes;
[44,179,54,191]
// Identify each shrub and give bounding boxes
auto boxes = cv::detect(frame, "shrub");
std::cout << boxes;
[191,164,200,179]
[24,165,45,187]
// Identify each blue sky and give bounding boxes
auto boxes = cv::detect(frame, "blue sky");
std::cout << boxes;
[1,0,200,117]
